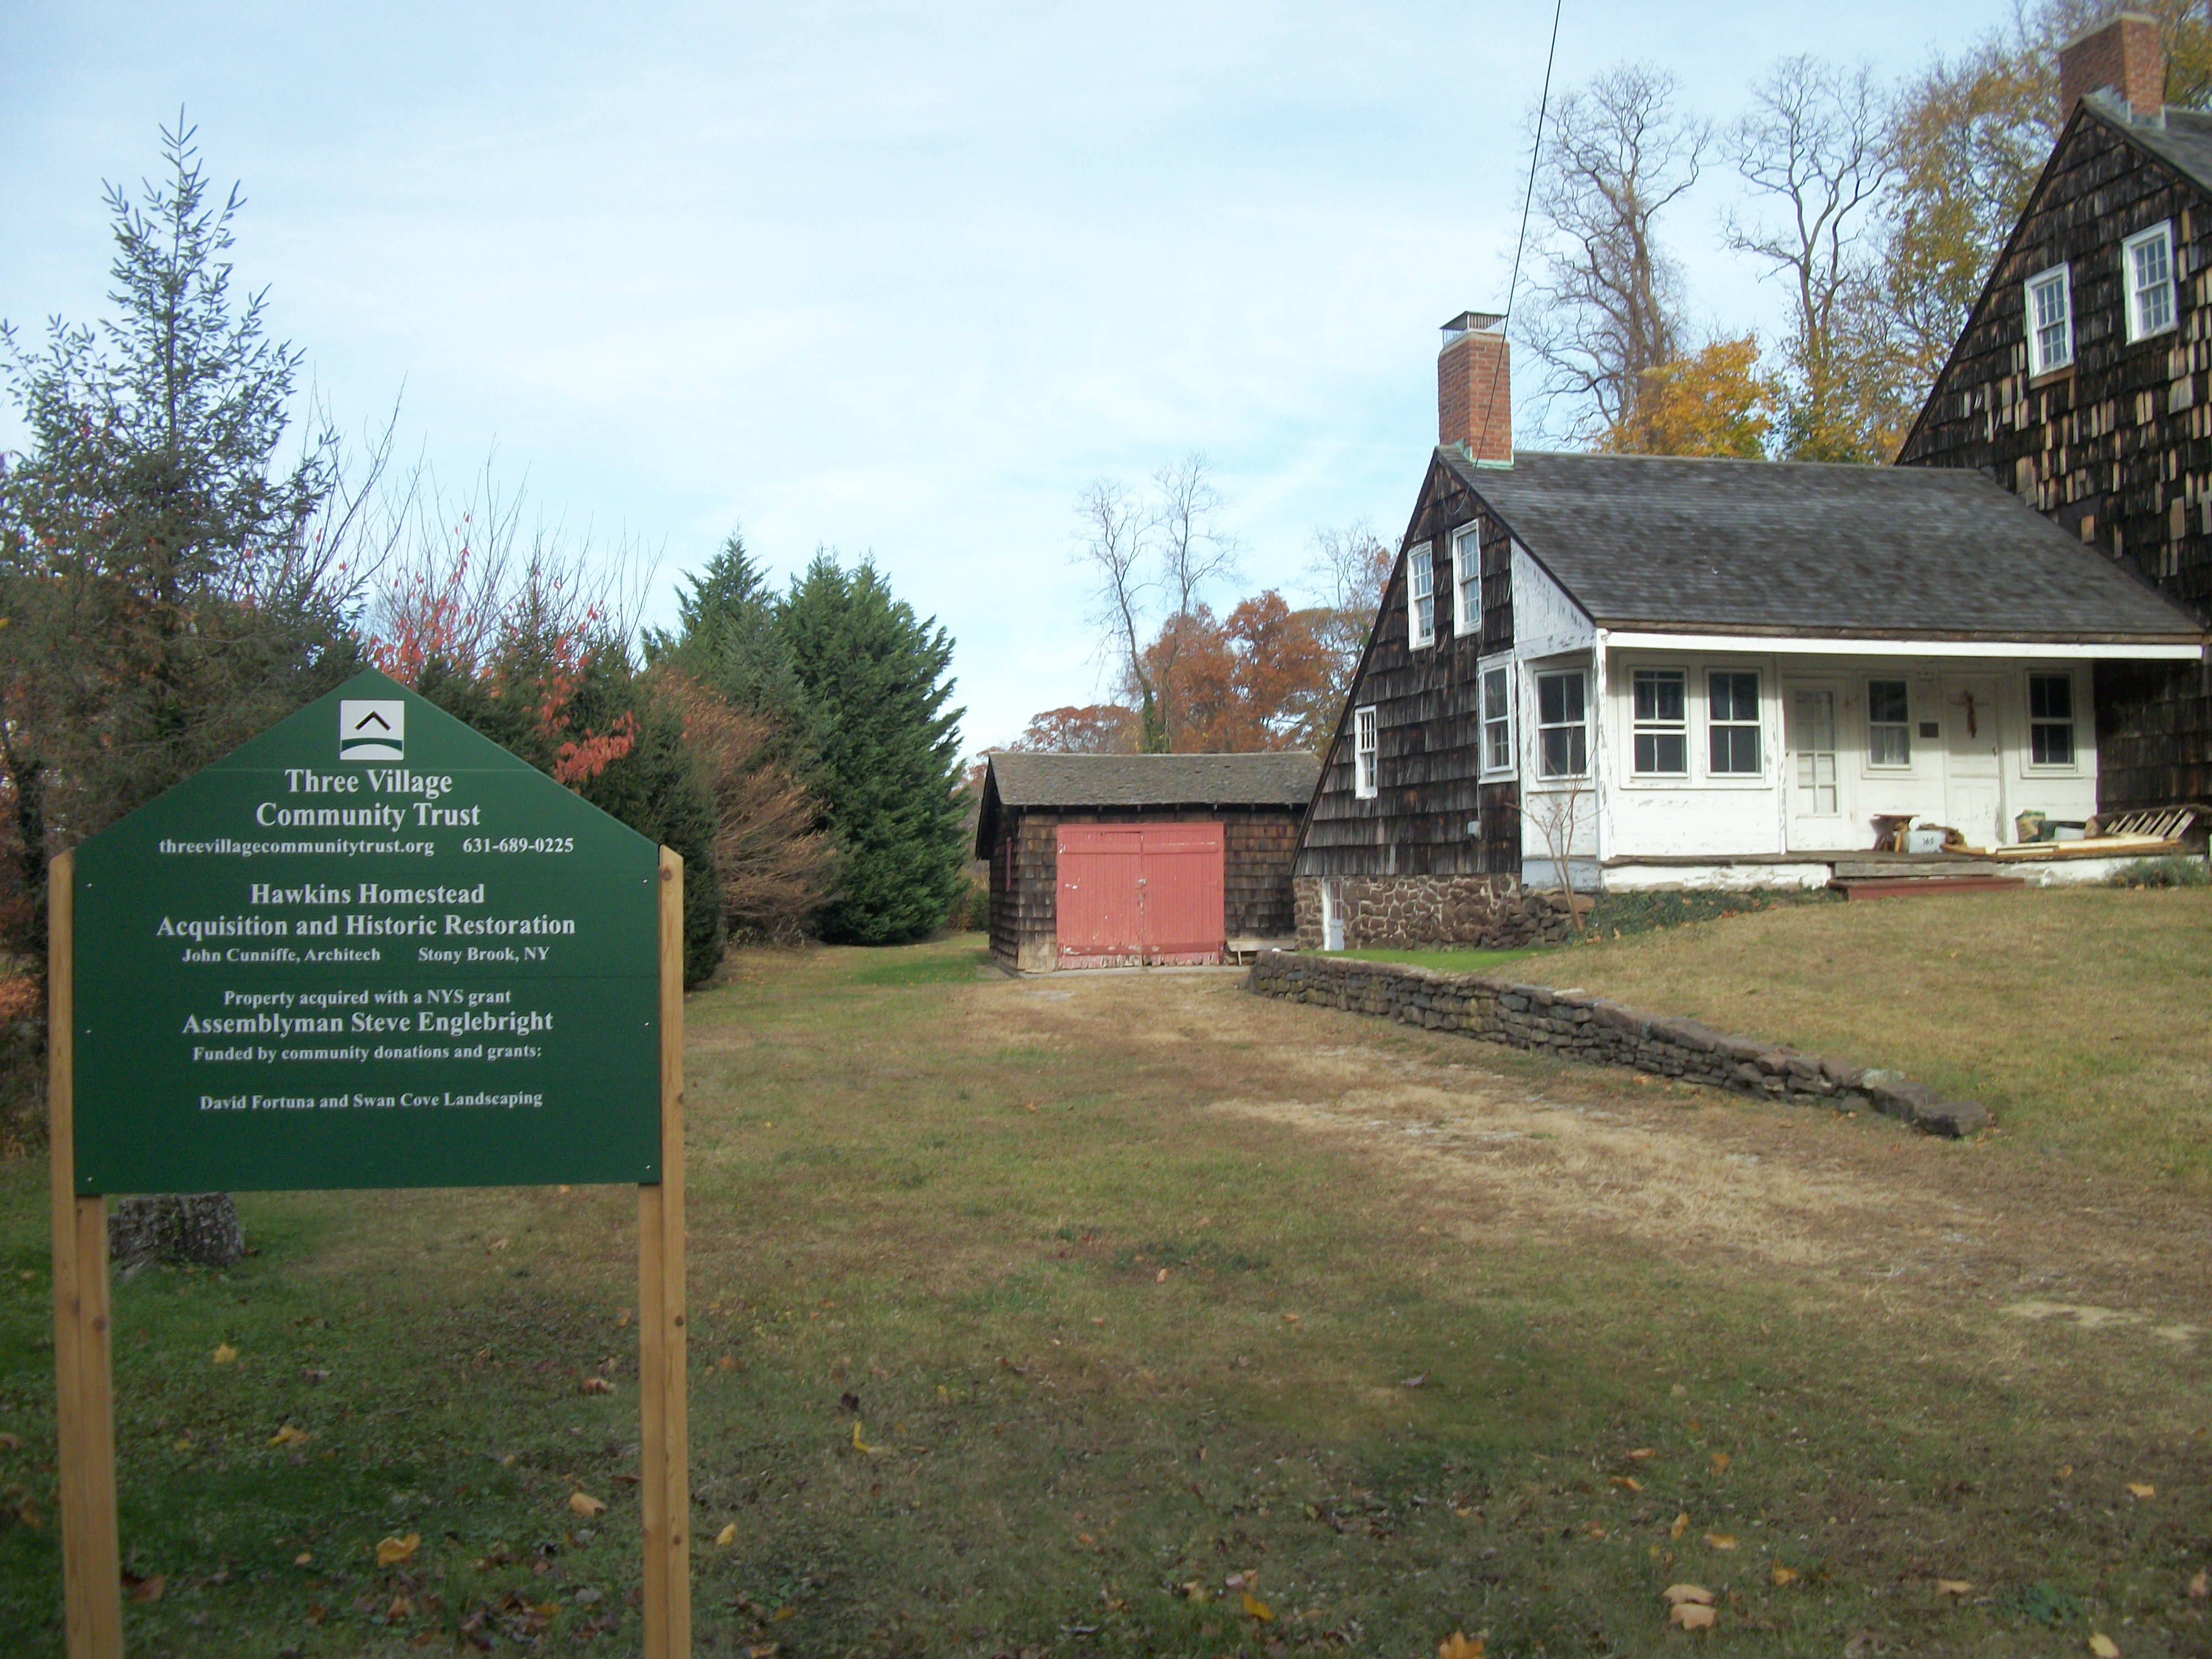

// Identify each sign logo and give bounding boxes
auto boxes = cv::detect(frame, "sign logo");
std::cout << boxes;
[339,700,405,761]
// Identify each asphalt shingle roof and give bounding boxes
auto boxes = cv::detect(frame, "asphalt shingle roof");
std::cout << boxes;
[1439,448,2205,641]
[2101,103,2212,198]
[986,751,1318,810]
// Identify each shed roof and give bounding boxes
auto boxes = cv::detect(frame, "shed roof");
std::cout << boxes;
[977,751,1318,857]
[1438,448,2205,642]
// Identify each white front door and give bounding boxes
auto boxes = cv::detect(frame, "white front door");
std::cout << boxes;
[1941,674,2004,846]
[1784,684,1846,851]
[1320,879,1345,951]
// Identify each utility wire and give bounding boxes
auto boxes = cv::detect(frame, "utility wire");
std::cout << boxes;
[1478,0,1564,453]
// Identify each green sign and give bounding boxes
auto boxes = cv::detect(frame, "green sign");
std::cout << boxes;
[71,670,662,1193]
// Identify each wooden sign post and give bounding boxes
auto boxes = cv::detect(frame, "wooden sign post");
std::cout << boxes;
[47,671,690,1657]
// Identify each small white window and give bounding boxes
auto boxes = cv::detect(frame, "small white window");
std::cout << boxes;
[1867,679,1911,766]
[1631,669,1688,775]
[1452,525,1480,638]
[2124,224,2176,342]
[1353,705,1379,797]
[1480,662,1515,776]
[1406,541,1434,648]
[1708,671,1762,775]
[2025,264,2073,374]
[2028,673,2077,766]
[1536,670,1588,779]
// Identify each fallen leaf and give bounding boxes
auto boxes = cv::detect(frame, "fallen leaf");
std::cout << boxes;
[773,1605,795,1620]
[1610,1475,1644,1491]
[2089,1635,2120,1658]
[2189,1570,2208,1600]
[1282,1313,1301,1324]
[375,1533,420,1566]
[1179,1580,1211,1603]
[1662,1585,1715,1606]
[2057,1464,2073,1479]
[1670,1512,1691,1540]
[1936,1579,1973,1597]
[1704,1532,1737,1551]
[0,1433,19,1451]
[211,1343,237,1365]
[1586,1522,1607,1540]
[1155,1267,1169,1284]
[269,1424,310,1447]
[567,1490,609,1518]
[1022,1101,1037,1113]
[618,1308,632,1327]
[489,1238,509,1252]
[717,1355,737,1371]
[1438,1633,1485,1659]
[1629,1447,1656,1460]
[304,1603,327,1626]
[1077,1532,1095,1545]
[294,1551,313,1566]
[1670,1603,1716,1631]
[124,1573,165,1602]
[387,1592,413,1619]
[851,1421,880,1455]
[1402,1374,1427,1389]
[746,1647,779,1659]
[581,1378,615,1395]
[1771,1564,1798,1586]
[2128,1482,2156,1499]
[1241,1591,1274,1621]
[714,1524,737,1547]
[1710,1451,1731,1476]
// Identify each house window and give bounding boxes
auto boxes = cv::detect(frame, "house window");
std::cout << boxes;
[1481,662,1514,776]
[1452,526,1480,637]
[1536,670,1588,779]
[1353,705,1379,797]
[2028,674,2077,766]
[1708,671,1762,774]
[2025,264,2073,374]
[1867,679,1911,766]
[1631,669,1687,775]
[1407,542,1435,647]
[2124,224,2177,342]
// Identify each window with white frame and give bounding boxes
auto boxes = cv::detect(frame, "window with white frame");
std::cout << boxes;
[1866,679,1911,766]
[1631,669,1687,775]
[1452,525,1480,637]
[1707,671,1762,774]
[1480,662,1514,776]
[2025,264,2073,374]
[1406,542,1435,647]
[2124,224,2177,342]
[1353,705,1379,797]
[1536,670,1588,778]
[2028,673,2077,766]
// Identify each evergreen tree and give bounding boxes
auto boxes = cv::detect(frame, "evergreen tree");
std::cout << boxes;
[645,529,818,768]
[778,554,966,945]
[0,117,364,969]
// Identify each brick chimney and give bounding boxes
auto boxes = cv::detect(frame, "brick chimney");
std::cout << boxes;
[2059,12,2163,121]
[1438,311,1511,465]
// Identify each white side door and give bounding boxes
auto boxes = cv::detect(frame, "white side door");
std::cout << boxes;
[1940,674,2004,847]
[1783,683,1846,851]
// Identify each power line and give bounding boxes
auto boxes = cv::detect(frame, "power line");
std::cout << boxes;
[1478,0,1564,456]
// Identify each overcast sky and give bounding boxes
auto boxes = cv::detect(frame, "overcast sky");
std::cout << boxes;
[3,1,2025,751]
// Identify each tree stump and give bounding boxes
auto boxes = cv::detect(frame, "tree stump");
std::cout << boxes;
[107,1194,244,1270]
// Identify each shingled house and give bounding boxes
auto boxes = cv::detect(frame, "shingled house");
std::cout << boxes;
[975,752,1317,972]
[1291,315,2204,952]
[1898,14,2212,809]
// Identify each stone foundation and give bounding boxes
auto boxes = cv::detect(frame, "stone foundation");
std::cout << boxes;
[1248,952,1989,1138]
[1293,874,1587,952]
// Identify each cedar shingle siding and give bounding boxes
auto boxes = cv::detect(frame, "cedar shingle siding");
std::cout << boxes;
[1898,101,2212,809]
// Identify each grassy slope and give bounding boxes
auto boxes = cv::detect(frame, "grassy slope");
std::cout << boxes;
[0,934,2204,1655]
[1532,888,2212,1186]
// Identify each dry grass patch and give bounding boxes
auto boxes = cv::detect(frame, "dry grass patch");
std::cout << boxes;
[1537,887,2212,1185]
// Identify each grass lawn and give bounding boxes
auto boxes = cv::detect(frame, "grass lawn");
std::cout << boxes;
[0,933,2207,1655]
[1537,886,2212,1187]
[1322,946,1541,974]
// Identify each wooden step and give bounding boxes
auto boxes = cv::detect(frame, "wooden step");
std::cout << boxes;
[1829,875,2029,901]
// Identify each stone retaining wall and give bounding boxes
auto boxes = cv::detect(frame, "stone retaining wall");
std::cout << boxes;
[1292,875,1587,952]
[1248,952,1989,1138]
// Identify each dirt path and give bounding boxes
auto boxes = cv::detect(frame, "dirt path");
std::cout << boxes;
[966,967,2212,1361]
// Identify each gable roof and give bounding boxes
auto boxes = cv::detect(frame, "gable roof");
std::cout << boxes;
[1437,447,2205,643]
[976,751,1318,855]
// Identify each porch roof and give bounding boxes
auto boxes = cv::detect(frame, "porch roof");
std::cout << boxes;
[1442,449,2207,645]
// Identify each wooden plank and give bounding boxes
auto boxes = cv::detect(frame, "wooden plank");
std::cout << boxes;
[49,850,123,1658]
[639,848,690,1658]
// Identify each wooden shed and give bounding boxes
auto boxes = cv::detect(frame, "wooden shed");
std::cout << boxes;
[974,752,1319,972]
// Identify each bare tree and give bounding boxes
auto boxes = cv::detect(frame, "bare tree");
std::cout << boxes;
[1522,65,1707,442]
[1729,57,1904,461]
[1303,519,1395,714]
[1070,455,1238,752]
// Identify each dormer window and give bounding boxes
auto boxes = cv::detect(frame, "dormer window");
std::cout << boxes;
[2124,223,2176,341]
[2025,264,2073,374]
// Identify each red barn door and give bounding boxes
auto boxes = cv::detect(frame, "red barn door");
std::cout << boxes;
[1055,822,1224,968]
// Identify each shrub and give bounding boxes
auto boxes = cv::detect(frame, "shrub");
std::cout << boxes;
[2107,856,2211,889]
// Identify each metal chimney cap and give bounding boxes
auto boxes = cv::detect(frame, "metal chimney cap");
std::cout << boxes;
[1441,311,1506,343]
